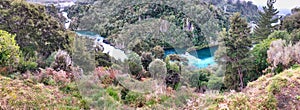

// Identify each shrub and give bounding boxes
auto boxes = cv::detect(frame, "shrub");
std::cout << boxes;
[51,50,72,72]
[0,30,20,72]
[94,67,119,87]
[268,30,290,40]
[148,59,167,80]
[95,51,112,67]
[106,87,120,101]
[128,61,143,79]
[289,29,300,44]
[141,52,153,71]
[189,70,210,93]
[124,91,146,107]
[45,51,57,67]
[151,45,164,59]
[267,40,300,73]
[17,58,38,73]
[207,75,224,90]
[165,62,181,89]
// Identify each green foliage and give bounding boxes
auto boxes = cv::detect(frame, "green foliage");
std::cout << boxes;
[296,95,300,100]
[148,59,167,80]
[268,30,290,40]
[124,91,146,107]
[106,87,120,101]
[141,52,153,71]
[0,30,20,70]
[128,61,143,77]
[207,74,224,90]
[95,51,112,67]
[71,0,234,48]
[168,62,180,73]
[254,1,279,42]
[151,46,164,59]
[17,58,38,73]
[72,36,95,73]
[266,76,288,94]
[45,51,57,67]
[165,62,181,89]
[247,38,277,82]
[189,70,210,87]
[289,29,300,44]
[282,12,300,33]
[216,13,252,91]
[258,94,277,109]
[189,70,210,93]
[0,0,74,61]
[129,39,150,56]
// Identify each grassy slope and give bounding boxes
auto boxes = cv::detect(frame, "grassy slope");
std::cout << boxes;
[199,67,300,109]
[0,75,82,109]
[1,67,300,109]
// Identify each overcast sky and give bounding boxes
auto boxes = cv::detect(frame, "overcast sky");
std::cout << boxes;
[244,0,300,9]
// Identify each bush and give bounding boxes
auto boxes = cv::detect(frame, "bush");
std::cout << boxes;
[128,61,143,78]
[148,59,167,80]
[151,45,164,59]
[124,91,146,107]
[106,87,120,101]
[189,70,210,93]
[45,51,57,67]
[268,30,290,40]
[17,58,38,73]
[207,75,224,90]
[289,29,300,44]
[95,51,112,67]
[51,50,72,72]
[141,52,153,71]
[94,67,118,87]
[0,30,20,72]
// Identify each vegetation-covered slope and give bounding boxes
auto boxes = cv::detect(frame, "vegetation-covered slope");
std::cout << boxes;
[187,66,300,109]
[0,0,74,59]
[0,75,83,109]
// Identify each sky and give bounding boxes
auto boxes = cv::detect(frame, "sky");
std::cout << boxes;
[245,0,300,9]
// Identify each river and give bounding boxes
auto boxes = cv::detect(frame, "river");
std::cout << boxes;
[63,12,216,68]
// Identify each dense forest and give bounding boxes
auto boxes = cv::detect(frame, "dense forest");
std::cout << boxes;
[1,0,300,109]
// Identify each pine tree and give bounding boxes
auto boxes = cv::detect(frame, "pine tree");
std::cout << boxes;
[254,0,279,42]
[216,13,252,91]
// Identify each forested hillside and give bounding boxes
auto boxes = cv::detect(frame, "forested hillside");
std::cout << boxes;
[1,0,300,109]
[67,0,259,50]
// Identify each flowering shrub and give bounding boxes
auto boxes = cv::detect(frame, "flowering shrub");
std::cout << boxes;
[267,40,300,73]
[94,67,119,87]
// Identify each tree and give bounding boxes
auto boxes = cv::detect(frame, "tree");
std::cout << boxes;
[0,0,74,60]
[282,12,300,33]
[254,0,279,42]
[289,29,300,44]
[189,70,210,93]
[0,30,20,70]
[148,59,167,81]
[247,38,277,81]
[148,59,167,94]
[216,13,252,91]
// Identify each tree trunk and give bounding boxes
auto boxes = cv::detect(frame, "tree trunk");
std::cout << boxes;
[238,67,244,90]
